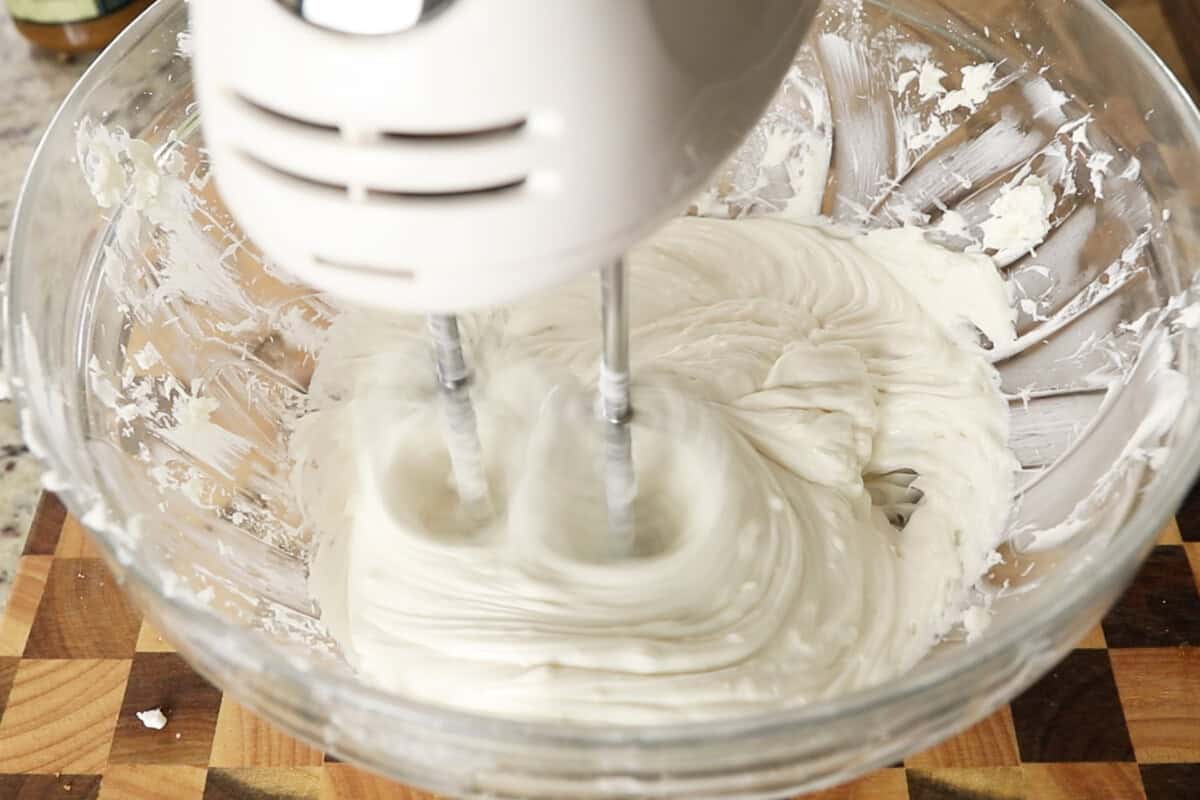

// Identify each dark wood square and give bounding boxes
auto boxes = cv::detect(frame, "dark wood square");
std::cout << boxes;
[109,653,223,766]
[21,493,66,556]
[1157,0,1200,90]
[1102,546,1200,648]
[1175,478,1200,542]
[1139,764,1200,800]
[0,657,17,717]
[1010,650,1134,763]
[0,774,102,799]
[23,558,140,659]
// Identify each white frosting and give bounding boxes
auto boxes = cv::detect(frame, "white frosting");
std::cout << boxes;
[136,707,168,730]
[980,176,1056,254]
[917,61,949,99]
[293,217,1018,723]
[940,63,997,113]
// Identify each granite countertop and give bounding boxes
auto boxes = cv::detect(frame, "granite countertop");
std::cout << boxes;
[0,15,89,610]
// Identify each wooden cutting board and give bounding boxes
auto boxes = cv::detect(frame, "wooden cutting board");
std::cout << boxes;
[0,495,1198,800]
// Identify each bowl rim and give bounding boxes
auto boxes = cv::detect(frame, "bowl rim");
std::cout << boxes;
[7,0,1200,762]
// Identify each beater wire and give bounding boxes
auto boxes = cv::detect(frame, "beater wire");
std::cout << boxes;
[428,314,493,520]
[600,258,637,554]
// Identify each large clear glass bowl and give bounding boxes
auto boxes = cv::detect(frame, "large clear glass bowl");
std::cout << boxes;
[6,0,1200,797]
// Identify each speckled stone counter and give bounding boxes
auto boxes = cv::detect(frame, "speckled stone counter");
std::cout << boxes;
[0,15,89,609]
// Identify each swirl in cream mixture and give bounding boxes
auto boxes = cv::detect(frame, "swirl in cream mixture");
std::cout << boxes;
[292,217,1018,723]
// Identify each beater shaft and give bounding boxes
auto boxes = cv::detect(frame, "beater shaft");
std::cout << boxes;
[427,314,492,519]
[600,259,636,554]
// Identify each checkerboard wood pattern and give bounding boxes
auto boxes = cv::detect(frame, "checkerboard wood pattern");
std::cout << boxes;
[1,494,1199,799]
[0,495,434,800]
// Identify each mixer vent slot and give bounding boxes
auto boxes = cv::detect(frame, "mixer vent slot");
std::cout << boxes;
[313,255,416,281]
[232,92,528,143]
[380,117,528,141]
[233,92,340,134]
[238,151,528,201]
[237,152,347,194]
[366,176,528,201]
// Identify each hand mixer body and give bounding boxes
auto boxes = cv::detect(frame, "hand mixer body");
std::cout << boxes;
[190,0,818,311]
[192,0,817,538]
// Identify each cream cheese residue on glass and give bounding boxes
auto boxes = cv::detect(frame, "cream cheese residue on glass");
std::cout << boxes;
[292,217,1020,723]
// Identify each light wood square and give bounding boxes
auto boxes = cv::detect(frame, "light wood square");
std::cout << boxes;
[0,556,51,656]
[1022,762,1146,800]
[1111,647,1200,763]
[0,658,131,773]
[321,764,440,799]
[210,697,323,768]
[99,764,208,799]
[906,706,1020,768]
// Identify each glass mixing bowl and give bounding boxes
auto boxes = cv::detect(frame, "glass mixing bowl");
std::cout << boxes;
[6,0,1200,796]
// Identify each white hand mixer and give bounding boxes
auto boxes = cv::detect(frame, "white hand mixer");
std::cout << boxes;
[190,0,817,543]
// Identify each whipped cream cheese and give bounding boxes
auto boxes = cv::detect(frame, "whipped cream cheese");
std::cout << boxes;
[292,216,1019,723]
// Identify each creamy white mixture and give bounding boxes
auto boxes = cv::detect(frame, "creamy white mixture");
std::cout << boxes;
[292,216,1019,723]
[64,7,1179,726]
